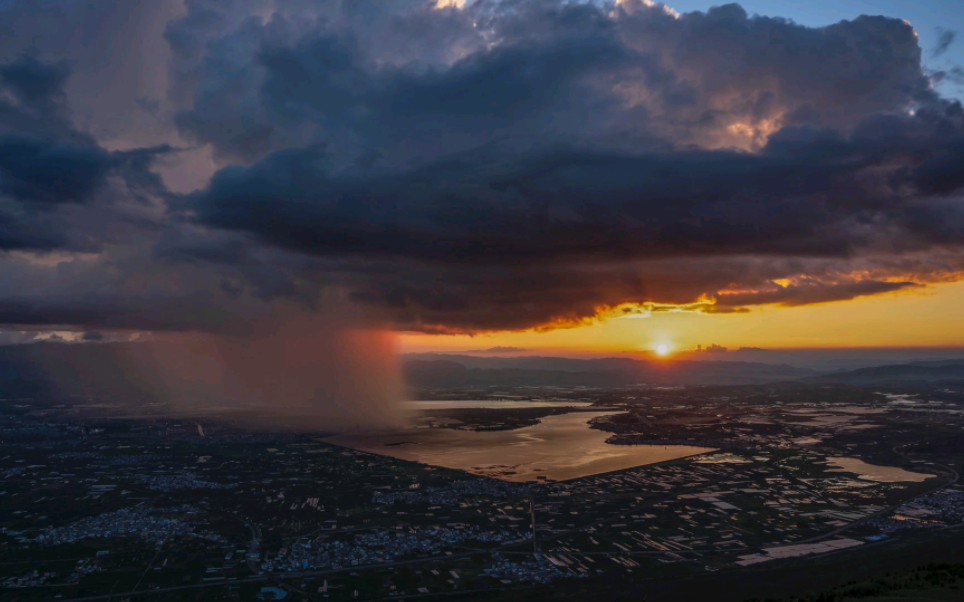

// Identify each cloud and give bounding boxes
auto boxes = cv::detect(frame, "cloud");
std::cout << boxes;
[0,0,960,337]
[186,123,964,264]
[0,52,183,259]
[0,56,116,250]
[714,278,921,308]
[472,346,527,354]
[0,134,112,205]
[0,55,68,108]
[933,28,957,58]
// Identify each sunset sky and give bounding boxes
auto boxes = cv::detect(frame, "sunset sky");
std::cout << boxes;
[0,0,963,356]
[400,0,964,356]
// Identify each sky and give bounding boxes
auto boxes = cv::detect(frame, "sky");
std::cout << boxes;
[0,0,963,357]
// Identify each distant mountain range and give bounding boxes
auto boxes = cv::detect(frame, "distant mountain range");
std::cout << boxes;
[402,354,964,389]
[808,360,964,385]
[0,345,962,401]
[402,354,815,387]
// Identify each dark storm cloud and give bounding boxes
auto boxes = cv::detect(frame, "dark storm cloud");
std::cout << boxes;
[0,55,68,107]
[0,134,111,205]
[0,1,963,334]
[0,55,169,252]
[0,56,107,249]
[167,1,964,330]
[187,114,964,265]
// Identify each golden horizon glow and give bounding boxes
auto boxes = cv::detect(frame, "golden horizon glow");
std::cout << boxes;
[655,343,671,357]
[399,280,964,355]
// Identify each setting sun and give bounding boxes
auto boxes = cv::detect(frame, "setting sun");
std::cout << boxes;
[656,343,671,357]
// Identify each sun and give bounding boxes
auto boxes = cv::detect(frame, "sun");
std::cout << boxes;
[655,343,671,357]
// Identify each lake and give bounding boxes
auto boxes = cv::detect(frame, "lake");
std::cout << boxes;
[326,411,714,482]
[826,457,934,483]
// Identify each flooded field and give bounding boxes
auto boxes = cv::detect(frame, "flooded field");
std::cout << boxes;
[327,411,714,482]
[827,457,935,483]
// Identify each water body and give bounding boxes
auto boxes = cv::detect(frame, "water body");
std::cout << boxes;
[404,400,593,411]
[826,457,934,483]
[327,411,714,482]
